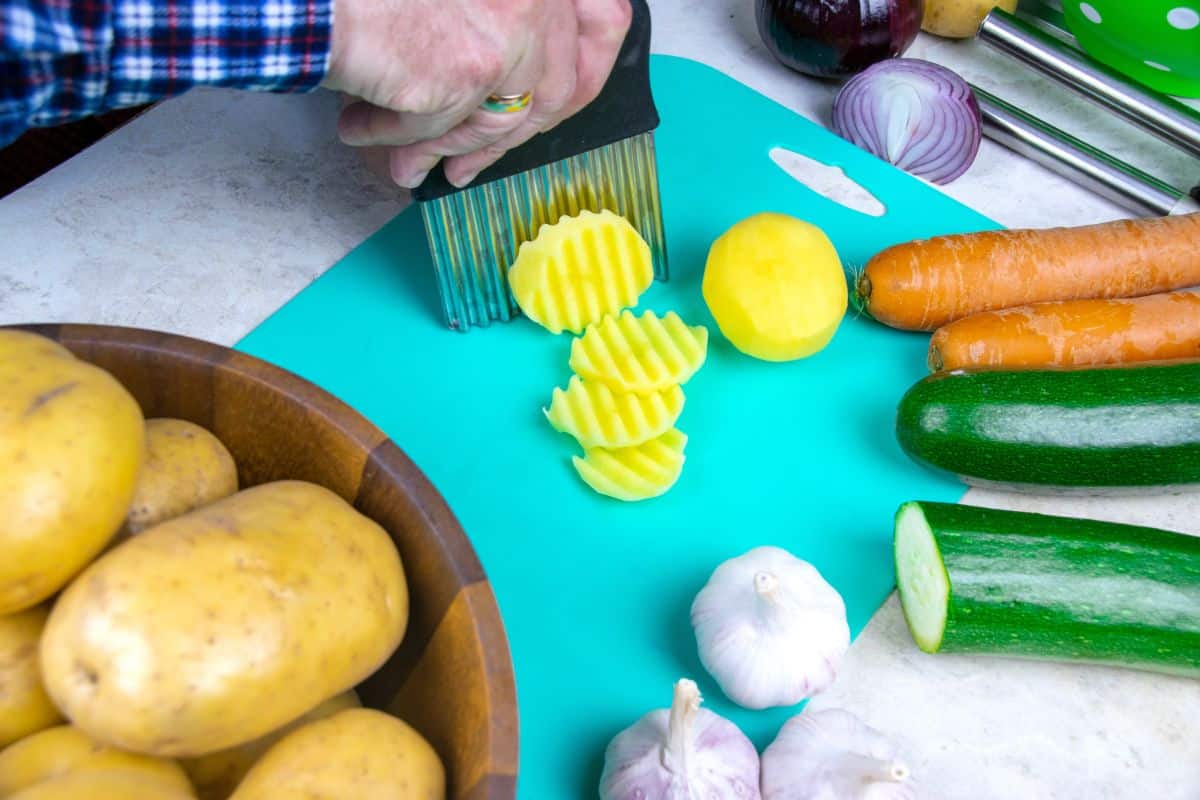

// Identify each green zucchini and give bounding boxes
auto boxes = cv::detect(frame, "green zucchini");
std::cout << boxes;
[893,500,1200,677]
[895,361,1200,491]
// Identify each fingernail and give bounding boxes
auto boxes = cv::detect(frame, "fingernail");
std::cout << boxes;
[394,170,429,189]
[337,111,364,145]
[447,170,478,188]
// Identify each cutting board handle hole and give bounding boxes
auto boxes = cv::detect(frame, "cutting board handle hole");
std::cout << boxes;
[768,147,886,218]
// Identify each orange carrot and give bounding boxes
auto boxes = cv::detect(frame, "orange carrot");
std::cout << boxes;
[856,212,1200,331]
[928,289,1200,372]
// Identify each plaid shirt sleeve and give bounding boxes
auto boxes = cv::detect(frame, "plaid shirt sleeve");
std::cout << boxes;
[0,0,333,146]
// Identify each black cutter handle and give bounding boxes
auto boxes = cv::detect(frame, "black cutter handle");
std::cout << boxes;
[412,0,656,202]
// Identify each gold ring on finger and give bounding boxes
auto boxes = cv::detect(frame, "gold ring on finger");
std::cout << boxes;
[481,91,533,114]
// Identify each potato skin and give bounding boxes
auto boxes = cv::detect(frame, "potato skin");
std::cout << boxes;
[125,419,238,535]
[7,771,195,800]
[181,690,361,800]
[0,725,193,796]
[230,708,445,800]
[0,606,63,748]
[922,0,1018,38]
[40,481,408,757]
[0,330,145,614]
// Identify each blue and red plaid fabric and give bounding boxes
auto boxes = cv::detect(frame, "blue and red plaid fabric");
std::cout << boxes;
[0,0,332,146]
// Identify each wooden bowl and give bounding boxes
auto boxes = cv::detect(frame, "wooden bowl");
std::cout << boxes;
[8,323,518,800]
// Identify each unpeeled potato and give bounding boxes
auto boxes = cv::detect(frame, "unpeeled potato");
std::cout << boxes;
[229,708,445,800]
[0,725,193,797]
[0,606,62,749]
[922,0,1018,38]
[181,690,361,800]
[7,771,195,800]
[124,418,238,535]
[0,330,144,614]
[40,481,408,758]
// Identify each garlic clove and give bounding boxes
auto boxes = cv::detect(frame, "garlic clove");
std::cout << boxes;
[761,708,915,800]
[599,678,762,800]
[691,546,850,709]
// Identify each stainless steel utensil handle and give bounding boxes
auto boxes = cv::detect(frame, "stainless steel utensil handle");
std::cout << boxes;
[973,85,1194,217]
[978,8,1200,160]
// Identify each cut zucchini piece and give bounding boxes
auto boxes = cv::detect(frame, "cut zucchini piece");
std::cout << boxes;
[892,500,1200,677]
[894,502,950,653]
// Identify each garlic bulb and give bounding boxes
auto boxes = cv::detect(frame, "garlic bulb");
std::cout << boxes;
[599,678,761,800]
[691,546,849,709]
[761,708,914,800]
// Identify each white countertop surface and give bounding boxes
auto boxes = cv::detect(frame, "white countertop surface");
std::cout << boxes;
[1,1,1197,796]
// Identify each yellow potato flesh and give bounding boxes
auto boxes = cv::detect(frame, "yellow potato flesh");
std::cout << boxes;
[572,428,688,502]
[508,209,653,334]
[39,481,408,758]
[545,376,685,450]
[568,310,708,393]
[0,725,193,797]
[125,418,238,535]
[702,212,847,362]
[229,708,444,800]
[0,606,62,748]
[181,690,361,800]
[0,330,145,613]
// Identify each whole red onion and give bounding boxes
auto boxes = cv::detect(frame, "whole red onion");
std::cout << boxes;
[756,0,924,78]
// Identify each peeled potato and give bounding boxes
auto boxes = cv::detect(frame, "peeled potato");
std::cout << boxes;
[922,0,1017,38]
[545,376,685,449]
[573,428,688,502]
[0,725,193,797]
[124,418,238,535]
[0,606,63,749]
[181,690,361,800]
[508,209,653,334]
[229,708,445,800]
[702,212,847,362]
[569,310,709,393]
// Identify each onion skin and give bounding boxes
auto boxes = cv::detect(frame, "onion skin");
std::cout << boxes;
[756,0,925,78]
[832,58,982,184]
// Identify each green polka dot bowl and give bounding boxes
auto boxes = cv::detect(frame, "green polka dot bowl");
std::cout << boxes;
[1062,1,1200,98]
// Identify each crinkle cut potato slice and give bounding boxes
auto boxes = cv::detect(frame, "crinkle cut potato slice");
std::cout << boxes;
[508,209,654,334]
[572,428,687,502]
[569,310,708,394]
[545,376,685,449]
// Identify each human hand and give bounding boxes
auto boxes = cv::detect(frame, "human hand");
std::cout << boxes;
[321,0,632,189]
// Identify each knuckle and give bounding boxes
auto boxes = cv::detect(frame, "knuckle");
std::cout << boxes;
[547,72,578,111]
[380,81,440,115]
[574,70,607,108]
[460,49,508,91]
[605,0,633,36]
[381,87,416,112]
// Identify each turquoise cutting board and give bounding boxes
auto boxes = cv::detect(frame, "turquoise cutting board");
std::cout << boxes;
[238,55,998,797]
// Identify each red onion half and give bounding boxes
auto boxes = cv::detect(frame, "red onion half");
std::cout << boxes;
[832,58,982,185]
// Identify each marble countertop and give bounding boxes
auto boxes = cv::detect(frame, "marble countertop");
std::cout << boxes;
[1,1,1197,796]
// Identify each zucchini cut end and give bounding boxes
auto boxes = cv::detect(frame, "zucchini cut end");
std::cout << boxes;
[894,502,950,654]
